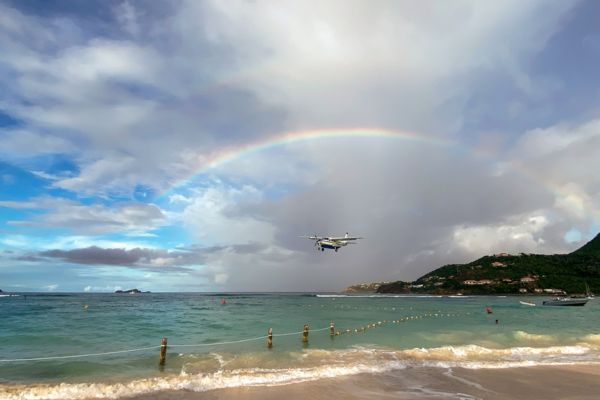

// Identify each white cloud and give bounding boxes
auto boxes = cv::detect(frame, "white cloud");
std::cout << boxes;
[179,184,275,245]
[509,118,600,225]
[192,0,575,130]
[113,1,140,37]
[84,285,122,292]
[453,214,550,256]
[0,0,578,196]
[168,194,193,205]
[0,129,75,157]
[0,197,165,235]
[44,284,58,292]
[214,273,228,284]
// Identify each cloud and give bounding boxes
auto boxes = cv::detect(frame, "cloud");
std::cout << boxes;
[192,0,576,131]
[453,214,551,256]
[34,242,266,268]
[178,184,276,245]
[0,197,166,235]
[84,285,123,292]
[43,284,58,291]
[0,0,578,197]
[2,1,598,292]
[38,246,195,268]
[508,118,600,223]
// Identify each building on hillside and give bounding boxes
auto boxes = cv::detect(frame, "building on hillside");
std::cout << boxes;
[492,261,507,267]
[520,276,536,283]
[463,279,493,285]
[543,288,565,294]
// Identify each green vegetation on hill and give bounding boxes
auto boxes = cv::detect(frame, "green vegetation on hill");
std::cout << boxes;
[377,233,600,295]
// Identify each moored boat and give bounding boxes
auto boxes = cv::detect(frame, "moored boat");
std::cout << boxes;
[542,297,588,306]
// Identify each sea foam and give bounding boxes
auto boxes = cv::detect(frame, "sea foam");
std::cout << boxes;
[3,344,600,400]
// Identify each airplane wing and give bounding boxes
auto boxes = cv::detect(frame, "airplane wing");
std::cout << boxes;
[328,236,363,241]
[300,235,324,240]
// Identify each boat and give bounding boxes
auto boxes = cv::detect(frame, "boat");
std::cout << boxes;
[519,301,536,306]
[542,297,589,306]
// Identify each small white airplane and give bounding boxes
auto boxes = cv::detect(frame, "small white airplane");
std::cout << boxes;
[302,233,363,252]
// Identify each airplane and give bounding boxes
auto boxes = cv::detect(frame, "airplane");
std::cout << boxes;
[301,233,363,252]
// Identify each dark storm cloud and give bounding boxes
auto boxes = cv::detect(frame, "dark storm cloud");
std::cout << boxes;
[40,247,149,266]
[35,243,268,269]
[37,246,198,271]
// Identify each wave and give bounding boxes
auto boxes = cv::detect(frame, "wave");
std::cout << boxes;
[3,343,600,400]
[316,294,443,298]
[513,331,557,345]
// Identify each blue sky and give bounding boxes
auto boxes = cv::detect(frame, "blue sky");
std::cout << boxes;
[1,0,600,292]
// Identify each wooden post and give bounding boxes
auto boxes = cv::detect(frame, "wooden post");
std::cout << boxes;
[267,327,273,348]
[302,323,310,343]
[329,321,335,338]
[159,337,167,366]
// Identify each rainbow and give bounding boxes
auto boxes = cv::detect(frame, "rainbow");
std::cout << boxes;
[158,127,456,198]
[158,126,581,212]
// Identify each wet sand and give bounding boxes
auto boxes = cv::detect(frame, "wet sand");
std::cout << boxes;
[128,364,600,400]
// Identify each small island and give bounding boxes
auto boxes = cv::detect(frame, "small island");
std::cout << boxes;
[114,288,151,294]
[346,233,600,296]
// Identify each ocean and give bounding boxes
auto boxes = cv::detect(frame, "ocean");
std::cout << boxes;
[1,293,599,399]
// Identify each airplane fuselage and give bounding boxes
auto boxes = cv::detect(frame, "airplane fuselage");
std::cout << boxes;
[317,240,348,251]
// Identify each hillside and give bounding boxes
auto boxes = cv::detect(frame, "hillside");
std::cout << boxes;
[376,233,600,295]
[343,282,388,293]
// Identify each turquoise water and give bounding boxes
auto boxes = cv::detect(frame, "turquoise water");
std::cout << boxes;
[1,293,599,398]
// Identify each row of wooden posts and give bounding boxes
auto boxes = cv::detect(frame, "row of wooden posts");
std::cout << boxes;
[159,321,336,365]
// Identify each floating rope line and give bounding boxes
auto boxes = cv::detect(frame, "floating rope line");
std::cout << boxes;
[333,312,465,336]
[0,345,161,363]
[169,327,329,348]
[0,312,469,363]
[0,327,332,363]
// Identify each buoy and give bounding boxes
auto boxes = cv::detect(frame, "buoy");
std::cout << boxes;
[220,298,227,305]
[486,307,492,314]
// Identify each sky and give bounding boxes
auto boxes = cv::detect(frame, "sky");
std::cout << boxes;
[1,0,600,292]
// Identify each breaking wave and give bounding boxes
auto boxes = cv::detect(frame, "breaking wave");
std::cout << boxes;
[3,341,600,400]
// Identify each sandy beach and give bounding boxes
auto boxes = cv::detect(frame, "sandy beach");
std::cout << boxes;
[128,364,600,400]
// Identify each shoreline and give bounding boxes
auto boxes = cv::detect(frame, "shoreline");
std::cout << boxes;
[126,364,600,400]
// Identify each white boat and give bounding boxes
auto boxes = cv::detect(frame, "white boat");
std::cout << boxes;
[519,301,536,306]
[542,297,588,306]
